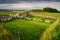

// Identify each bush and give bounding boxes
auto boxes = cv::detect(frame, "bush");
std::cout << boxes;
[43,7,59,13]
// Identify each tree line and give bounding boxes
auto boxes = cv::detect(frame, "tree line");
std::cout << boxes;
[32,7,59,13]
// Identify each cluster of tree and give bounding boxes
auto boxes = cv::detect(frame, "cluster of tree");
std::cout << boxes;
[0,7,59,13]
[43,7,59,13]
[31,7,59,13]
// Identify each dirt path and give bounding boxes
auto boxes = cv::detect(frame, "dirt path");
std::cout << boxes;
[39,20,59,40]
[29,13,57,19]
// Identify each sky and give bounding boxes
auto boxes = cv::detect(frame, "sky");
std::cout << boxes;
[0,0,60,10]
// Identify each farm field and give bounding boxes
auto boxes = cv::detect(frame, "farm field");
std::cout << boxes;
[0,19,51,40]
[0,11,60,40]
[0,11,25,15]
[31,11,60,18]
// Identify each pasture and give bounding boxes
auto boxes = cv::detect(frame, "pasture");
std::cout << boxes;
[0,19,51,40]
[0,10,60,40]
[0,10,25,15]
[31,11,60,18]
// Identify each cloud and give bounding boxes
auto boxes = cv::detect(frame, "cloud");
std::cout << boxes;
[0,0,60,4]
[0,3,34,10]
[0,2,60,10]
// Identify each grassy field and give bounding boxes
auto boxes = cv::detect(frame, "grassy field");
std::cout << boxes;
[0,19,51,40]
[40,24,60,40]
[0,11,25,15]
[0,11,60,40]
[31,11,60,18]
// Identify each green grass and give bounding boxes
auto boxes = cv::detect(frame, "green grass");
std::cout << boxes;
[41,18,56,23]
[0,11,25,15]
[0,11,60,40]
[32,12,60,18]
[29,16,56,23]
[40,20,58,40]
[52,24,60,40]
[0,19,51,40]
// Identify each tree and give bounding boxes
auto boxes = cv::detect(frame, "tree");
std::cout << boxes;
[43,7,59,13]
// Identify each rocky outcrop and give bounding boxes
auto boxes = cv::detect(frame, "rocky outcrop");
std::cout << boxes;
[0,15,12,22]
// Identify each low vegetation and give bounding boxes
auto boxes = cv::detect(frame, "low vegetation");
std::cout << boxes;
[0,19,51,40]
[43,7,59,13]
[0,9,60,40]
[0,10,25,15]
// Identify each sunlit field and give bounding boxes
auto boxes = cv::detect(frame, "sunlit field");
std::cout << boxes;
[0,11,25,15]
[0,10,60,40]
[32,12,60,18]
[0,19,51,40]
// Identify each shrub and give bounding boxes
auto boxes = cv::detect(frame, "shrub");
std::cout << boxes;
[43,7,59,13]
